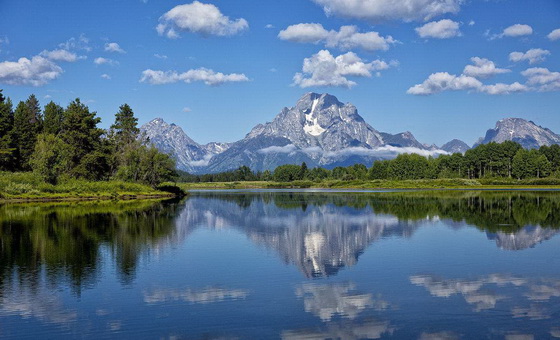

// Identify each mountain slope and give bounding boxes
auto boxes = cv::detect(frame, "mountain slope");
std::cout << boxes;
[475,118,560,149]
[140,118,230,172]
[206,93,437,173]
[441,139,471,153]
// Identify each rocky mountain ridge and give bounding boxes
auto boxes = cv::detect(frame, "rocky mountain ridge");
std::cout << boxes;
[140,93,559,174]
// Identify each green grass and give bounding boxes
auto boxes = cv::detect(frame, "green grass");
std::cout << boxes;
[176,178,560,190]
[0,172,176,201]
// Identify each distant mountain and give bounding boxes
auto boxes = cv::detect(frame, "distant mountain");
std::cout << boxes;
[379,131,425,149]
[205,93,440,173]
[441,139,471,154]
[142,93,449,174]
[475,118,560,149]
[140,118,230,173]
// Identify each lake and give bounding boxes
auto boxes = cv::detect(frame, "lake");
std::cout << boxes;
[1,190,559,339]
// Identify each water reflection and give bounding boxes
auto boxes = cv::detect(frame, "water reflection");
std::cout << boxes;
[411,274,560,320]
[282,319,394,340]
[0,199,183,294]
[0,191,559,338]
[295,282,389,321]
[185,191,560,277]
[144,287,249,305]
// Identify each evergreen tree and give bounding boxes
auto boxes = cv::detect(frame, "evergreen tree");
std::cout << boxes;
[111,103,139,147]
[25,94,42,127]
[43,101,64,135]
[30,133,67,184]
[59,98,104,175]
[0,90,15,170]
[12,101,39,170]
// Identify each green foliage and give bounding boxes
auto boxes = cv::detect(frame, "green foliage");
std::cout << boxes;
[111,103,140,147]
[0,91,15,170]
[30,133,67,184]
[12,100,41,170]
[512,149,551,179]
[274,164,304,182]
[43,101,64,135]
[387,153,430,180]
[59,98,104,173]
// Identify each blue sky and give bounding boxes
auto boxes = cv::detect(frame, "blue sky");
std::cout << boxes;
[0,0,559,146]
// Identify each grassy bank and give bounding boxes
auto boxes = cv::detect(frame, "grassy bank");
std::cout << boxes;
[0,172,177,202]
[177,178,560,190]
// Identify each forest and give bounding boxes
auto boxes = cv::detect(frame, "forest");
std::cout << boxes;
[180,141,560,183]
[0,89,176,187]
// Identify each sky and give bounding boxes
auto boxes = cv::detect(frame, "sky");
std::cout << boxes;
[0,0,559,147]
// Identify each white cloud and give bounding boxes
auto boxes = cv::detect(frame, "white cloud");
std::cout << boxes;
[502,24,533,38]
[104,42,126,53]
[463,57,510,78]
[0,56,63,86]
[140,67,249,86]
[94,57,119,66]
[188,154,213,167]
[293,50,395,88]
[311,0,463,23]
[154,54,168,59]
[415,19,461,39]
[279,24,397,51]
[480,82,528,95]
[509,48,550,64]
[58,34,91,52]
[40,49,83,62]
[157,1,248,38]
[101,74,111,80]
[182,107,192,112]
[265,24,275,29]
[548,28,560,41]
[258,144,448,158]
[408,71,529,95]
[258,144,298,154]
[468,20,475,26]
[407,72,482,95]
[521,67,560,91]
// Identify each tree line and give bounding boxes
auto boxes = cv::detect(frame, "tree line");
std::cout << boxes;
[0,89,176,186]
[181,140,560,182]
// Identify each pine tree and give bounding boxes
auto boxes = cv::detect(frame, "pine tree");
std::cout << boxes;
[59,98,104,174]
[43,101,64,135]
[111,103,139,147]
[12,101,38,170]
[0,90,15,170]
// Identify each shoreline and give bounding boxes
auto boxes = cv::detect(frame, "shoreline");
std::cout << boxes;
[0,192,176,204]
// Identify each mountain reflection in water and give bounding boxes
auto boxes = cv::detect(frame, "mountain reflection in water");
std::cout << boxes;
[0,190,559,339]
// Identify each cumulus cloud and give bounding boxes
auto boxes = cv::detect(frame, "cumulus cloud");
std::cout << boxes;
[311,0,463,23]
[0,56,63,86]
[140,67,249,86]
[104,42,126,53]
[188,154,213,167]
[501,24,533,38]
[509,48,550,64]
[480,82,528,95]
[293,50,396,88]
[156,1,248,38]
[93,57,119,66]
[548,28,560,41]
[101,74,111,80]
[463,57,510,78]
[415,19,461,39]
[407,72,482,95]
[40,49,83,62]
[408,56,532,95]
[279,24,397,51]
[521,67,560,91]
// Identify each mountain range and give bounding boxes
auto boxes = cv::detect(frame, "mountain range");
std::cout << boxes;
[140,93,560,174]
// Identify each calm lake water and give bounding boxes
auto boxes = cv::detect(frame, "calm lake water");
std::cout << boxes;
[1,190,560,339]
